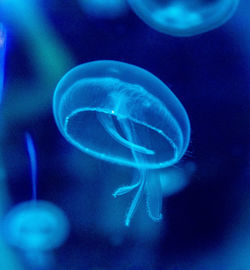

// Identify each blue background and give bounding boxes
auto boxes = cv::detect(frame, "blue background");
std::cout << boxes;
[0,1,249,269]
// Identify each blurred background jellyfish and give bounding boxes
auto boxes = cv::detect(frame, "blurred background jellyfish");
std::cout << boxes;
[2,133,69,269]
[3,201,69,266]
[53,60,190,226]
[0,24,7,103]
[78,0,129,19]
[127,0,239,36]
[160,161,196,197]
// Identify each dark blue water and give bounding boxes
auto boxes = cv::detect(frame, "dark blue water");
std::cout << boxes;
[0,1,249,269]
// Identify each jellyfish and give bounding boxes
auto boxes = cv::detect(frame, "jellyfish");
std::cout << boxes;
[2,133,69,267]
[2,200,69,252]
[78,0,129,19]
[160,161,196,197]
[127,0,239,36]
[53,60,190,226]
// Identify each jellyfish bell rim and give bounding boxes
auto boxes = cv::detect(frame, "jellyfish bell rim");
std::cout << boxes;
[2,200,70,251]
[63,107,181,169]
[127,0,240,37]
[53,60,191,169]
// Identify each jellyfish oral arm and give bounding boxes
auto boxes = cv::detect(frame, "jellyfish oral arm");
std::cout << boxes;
[112,181,140,197]
[113,170,163,225]
[114,116,162,226]
[110,116,147,226]
[145,175,163,222]
[124,171,146,227]
[97,112,155,155]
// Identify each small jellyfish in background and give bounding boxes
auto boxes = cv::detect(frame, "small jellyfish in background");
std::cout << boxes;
[3,200,69,252]
[78,0,129,19]
[160,161,196,197]
[2,133,69,268]
[127,0,239,36]
[53,60,190,226]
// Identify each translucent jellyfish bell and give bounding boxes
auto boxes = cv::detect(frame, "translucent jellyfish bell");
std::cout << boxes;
[127,0,239,36]
[53,60,190,169]
[2,200,69,251]
[53,60,190,225]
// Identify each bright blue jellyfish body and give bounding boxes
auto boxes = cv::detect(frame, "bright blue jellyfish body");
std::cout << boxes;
[127,0,239,36]
[53,60,190,226]
[2,200,69,251]
[78,0,128,19]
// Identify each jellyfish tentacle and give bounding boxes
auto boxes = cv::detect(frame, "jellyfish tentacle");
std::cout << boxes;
[125,173,145,227]
[113,181,140,197]
[113,170,141,197]
[117,116,147,226]
[97,112,155,155]
[117,116,141,165]
[98,108,148,225]
[145,174,163,222]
